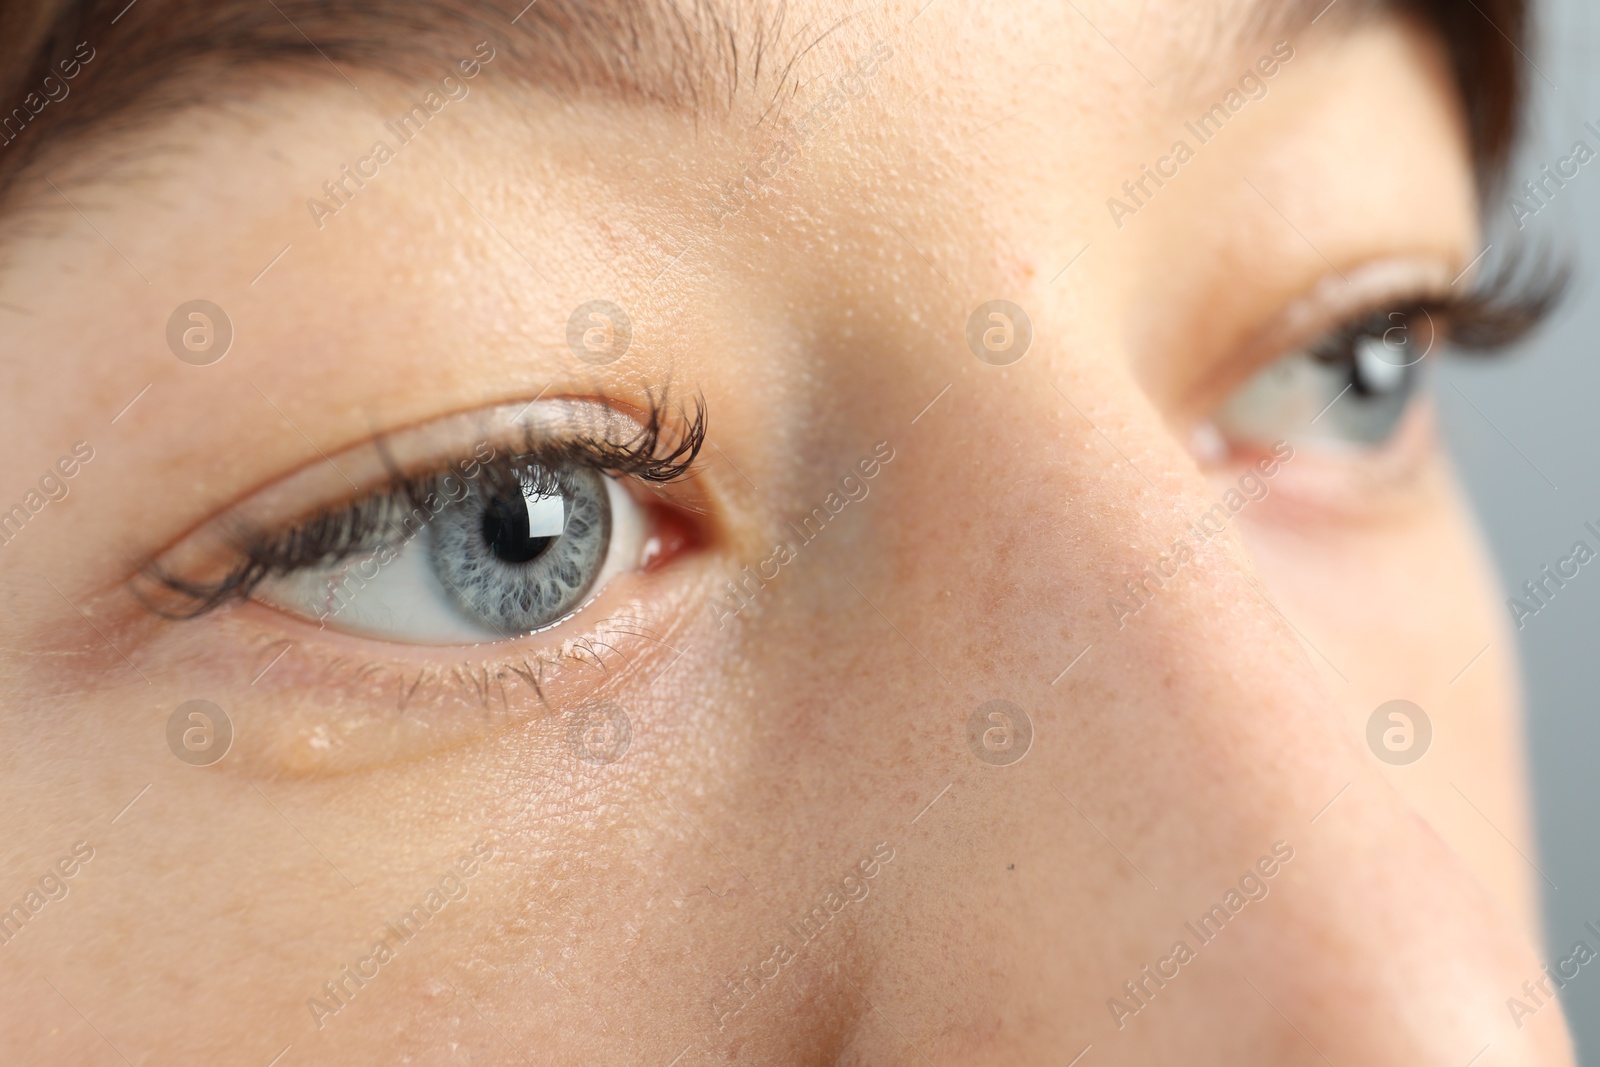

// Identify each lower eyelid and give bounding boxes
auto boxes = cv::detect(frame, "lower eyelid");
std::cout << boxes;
[1214,398,1445,524]
[183,469,695,776]
[161,578,693,778]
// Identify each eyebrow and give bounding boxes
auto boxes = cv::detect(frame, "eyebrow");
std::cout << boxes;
[0,0,782,205]
[0,0,733,103]
[0,0,1531,206]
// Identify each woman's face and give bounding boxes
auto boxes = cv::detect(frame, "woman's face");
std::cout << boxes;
[0,0,1574,1063]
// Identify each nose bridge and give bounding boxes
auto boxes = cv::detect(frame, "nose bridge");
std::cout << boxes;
[1228,786,1571,1065]
[1011,600,1566,1063]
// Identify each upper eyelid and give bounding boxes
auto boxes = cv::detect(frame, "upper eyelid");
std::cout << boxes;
[138,454,570,619]
[1329,245,1568,354]
[1172,251,1553,434]
[172,394,702,542]
[1257,252,1561,375]
[1300,257,1567,364]
[1204,261,1447,387]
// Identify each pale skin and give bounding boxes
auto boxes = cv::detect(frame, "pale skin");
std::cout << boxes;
[0,1,1577,1064]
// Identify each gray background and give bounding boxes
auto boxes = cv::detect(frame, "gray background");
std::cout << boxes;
[1438,0,1600,1053]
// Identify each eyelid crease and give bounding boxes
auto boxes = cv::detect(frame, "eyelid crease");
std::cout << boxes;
[134,390,707,621]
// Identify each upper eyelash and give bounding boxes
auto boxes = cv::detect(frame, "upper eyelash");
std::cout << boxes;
[543,387,709,483]
[1304,245,1567,372]
[1428,243,1569,353]
[1413,243,1567,353]
[136,391,707,620]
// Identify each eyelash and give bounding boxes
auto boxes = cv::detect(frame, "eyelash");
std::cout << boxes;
[1342,245,1568,362]
[138,393,708,621]
[1440,246,1568,352]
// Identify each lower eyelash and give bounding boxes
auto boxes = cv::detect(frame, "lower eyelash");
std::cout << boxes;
[370,611,662,714]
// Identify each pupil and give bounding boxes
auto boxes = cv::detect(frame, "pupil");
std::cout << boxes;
[481,492,558,565]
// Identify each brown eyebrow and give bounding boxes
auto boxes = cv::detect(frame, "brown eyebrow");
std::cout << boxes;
[0,0,790,207]
[0,0,1537,209]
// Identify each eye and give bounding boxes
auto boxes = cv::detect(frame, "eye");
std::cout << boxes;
[1212,304,1439,450]
[251,457,645,644]
[139,396,707,647]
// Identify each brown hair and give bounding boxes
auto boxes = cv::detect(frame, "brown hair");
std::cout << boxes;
[1401,0,1531,186]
